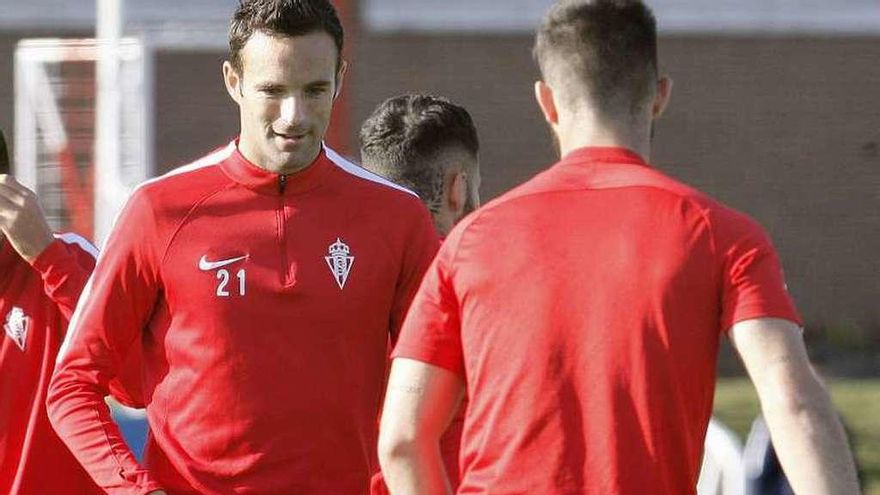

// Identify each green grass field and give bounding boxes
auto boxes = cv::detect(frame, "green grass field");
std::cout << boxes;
[714,378,880,495]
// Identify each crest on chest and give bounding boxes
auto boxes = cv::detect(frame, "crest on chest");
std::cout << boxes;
[4,306,30,351]
[325,238,355,290]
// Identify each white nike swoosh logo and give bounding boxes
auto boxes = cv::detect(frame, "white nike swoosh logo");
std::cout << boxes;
[198,254,249,271]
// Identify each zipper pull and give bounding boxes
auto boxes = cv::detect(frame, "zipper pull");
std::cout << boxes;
[278,174,288,194]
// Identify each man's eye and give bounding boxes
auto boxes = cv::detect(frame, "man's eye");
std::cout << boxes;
[260,87,284,97]
[306,87,329,97]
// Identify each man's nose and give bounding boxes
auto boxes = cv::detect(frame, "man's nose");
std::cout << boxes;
[279,95,304,124]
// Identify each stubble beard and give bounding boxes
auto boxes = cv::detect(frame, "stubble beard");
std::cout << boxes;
[275,138,322,174]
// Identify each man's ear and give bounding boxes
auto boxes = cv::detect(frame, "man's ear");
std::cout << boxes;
[334,60,349,100]
[534,80,559,126]
[446,170,467,216]
[652,75,673,119]
[223,61,243,105]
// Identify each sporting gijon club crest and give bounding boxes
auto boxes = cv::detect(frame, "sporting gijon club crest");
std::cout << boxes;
[4,307,30,351]
[325,238,354,290]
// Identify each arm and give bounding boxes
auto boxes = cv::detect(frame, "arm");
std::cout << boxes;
[32,234,98,319]
[47,188,165,494]
[730,317,860,495]
[0,174,97,319]
[378,358,464,495]
[382,227,468,495]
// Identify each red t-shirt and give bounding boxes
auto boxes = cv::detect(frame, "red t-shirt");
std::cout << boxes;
[393,147,802,494]
[48,142,438,494]
[0,234,98,494]
[371,235,464,495]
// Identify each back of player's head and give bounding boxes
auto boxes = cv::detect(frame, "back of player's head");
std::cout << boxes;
[0,130,9,175]
[533,0,658,120]
[229,0,344,73]
[360,94,479,211]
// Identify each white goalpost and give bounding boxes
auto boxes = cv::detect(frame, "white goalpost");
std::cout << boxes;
[94,0,127,246]
[14,37,150,244]
[14,0,229,246]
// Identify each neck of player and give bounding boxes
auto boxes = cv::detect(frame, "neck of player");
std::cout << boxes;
[556,110,653,162]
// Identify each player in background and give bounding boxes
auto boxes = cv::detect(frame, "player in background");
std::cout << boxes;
[359,94,481,493]
[47,0,438,493]
[377,1,861,494]
[0,129,100,494]
[361,94,481,238]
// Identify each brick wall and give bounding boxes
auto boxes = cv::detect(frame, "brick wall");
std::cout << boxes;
[1,32,877,332]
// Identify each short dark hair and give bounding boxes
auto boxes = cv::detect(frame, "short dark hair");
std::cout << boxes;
[0,129,9,175]
[229,0,344,73]
[533,0,658,117]
[360,95,479,209]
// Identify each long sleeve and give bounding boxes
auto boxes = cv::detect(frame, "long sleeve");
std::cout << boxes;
[32,232,149,410]
[30,233,98,321]
[47,188,165,494]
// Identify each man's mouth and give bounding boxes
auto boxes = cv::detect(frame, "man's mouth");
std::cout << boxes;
[272,130,309,147]
[274,130,307,139]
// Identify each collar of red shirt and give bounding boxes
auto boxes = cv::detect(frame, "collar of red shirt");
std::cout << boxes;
[561,146,650,168]
[220,140,334,196]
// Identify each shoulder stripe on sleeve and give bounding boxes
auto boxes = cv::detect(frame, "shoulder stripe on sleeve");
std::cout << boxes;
[54,232,99,259]
[323,144,419,198]
[140,140,236,189]
[98,141,237,246]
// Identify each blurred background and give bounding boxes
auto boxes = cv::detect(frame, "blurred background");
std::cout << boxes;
[0,1,877,493]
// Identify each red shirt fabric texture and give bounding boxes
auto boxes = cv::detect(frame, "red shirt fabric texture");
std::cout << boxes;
[393,147,802,495]
[371,234,464,495]
[370,241,465,495]
[435,235,466,490]
[47,142,438,494]
[0,234,98,494]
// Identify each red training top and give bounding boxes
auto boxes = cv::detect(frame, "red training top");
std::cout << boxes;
[48,142,438,494]
[0,234,98,494]
[393,147,802,495]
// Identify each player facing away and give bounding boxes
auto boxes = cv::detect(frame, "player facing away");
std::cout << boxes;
[0,129,101,494]
[377,1,861,495]
[47,1,438,494]
[360,94,481,493]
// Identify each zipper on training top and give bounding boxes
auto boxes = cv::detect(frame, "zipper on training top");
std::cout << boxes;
[277,174,294,286]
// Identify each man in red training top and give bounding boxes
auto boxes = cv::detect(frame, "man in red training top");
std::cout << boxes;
[0,129,100,494]
[360,94,481,493]
[47,1,438,493]
[378,1,861,494]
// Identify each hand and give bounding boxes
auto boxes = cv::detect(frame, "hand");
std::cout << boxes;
[0,174,54,263]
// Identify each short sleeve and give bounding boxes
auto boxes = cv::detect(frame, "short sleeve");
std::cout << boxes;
[391,240,465,378]
[717,212,803,332]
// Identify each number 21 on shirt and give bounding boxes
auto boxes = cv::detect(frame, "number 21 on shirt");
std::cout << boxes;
[216,269,246,297]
